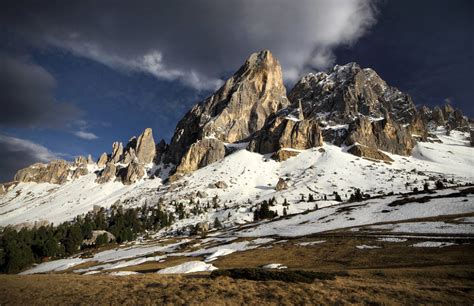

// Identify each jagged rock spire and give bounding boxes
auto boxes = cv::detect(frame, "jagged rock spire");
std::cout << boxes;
[166,50,290,166]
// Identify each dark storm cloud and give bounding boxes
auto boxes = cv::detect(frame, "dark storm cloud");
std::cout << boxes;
[0,134,60,182]
[0,55,81,127]
[1,0,378,89]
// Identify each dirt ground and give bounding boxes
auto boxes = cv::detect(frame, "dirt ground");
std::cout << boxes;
[1,234,473,305]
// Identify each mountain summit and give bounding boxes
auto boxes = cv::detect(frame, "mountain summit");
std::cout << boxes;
[2,50,472,190]
[166,50,289,173]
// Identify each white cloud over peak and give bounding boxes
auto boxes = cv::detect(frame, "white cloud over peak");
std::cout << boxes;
[4,0,378,89]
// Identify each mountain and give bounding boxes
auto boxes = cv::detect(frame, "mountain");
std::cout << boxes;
[0,51,473,281]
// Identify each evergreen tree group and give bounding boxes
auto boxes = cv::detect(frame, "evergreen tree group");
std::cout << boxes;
[0,203,173,274]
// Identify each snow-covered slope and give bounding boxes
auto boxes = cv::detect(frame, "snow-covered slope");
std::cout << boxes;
[0,129,472,228]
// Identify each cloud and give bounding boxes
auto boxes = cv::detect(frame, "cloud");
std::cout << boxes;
[0,134,61,182]
[73,131,98,140]
[1,0,378,89]
[0,54,82,128]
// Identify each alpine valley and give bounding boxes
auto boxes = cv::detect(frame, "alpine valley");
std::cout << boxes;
[1,51,473,304]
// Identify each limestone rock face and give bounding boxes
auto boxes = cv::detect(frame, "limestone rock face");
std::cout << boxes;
[72,164,89,179]
[154,139,168,164]
[136,128,156,164]
[14,160,70,184]
[275,178,288,191]
[97,153,109,168]
[166,50,289,165]
[248,111,323,155]
[271,149,300,161]
[121,159,145,185]
[111,142,123,163]
[344,117,414,156]
[95,162,116,184]
[74,156,88,166]
[214,181,228,189]
[347,145,394,162]
[176,138,226,174]
[289,63,417,124]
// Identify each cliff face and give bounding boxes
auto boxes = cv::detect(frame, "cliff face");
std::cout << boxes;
[166,50,290,169]
[7,51,472,187]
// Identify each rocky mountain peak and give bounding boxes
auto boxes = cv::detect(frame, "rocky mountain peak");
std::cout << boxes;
[166,50,290,168]
[289,62,416,124]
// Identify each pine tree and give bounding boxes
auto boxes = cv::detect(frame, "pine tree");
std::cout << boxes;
[213,217,222,229]
[283,207,287,216]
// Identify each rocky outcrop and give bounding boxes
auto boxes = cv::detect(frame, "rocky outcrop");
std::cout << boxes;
[214,181,228,189]
[121,148,136,164]
[121,159,145,185]
[175,138,226,174]
[289,63,417,124]
[248,109,323,155]
[87,154,94,164]
[0,184,5,195]
[111,142,123,163]
[347,145,393,163]
[14,160,70,184]
[95,161,117,184]
[271,149,300,161]
[418,103,469,132]
[74,156,88,166]
[154,139,168,164]
[166,50,289,167]
[97,153,109,168]
[72,165,89,179]
[275,178,288,191]
[344,116,414,156]
[136,128,156,164]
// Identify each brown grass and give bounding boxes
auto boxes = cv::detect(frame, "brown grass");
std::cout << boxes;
[0,266,472,305]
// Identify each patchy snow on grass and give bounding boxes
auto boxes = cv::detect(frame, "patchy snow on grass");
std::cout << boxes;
[108,271,141,276]
[297,240,326,246]
[411,241,457,248]
[157,261,217,274]
[20,258,86,275]
[262,263,287,269]
[377,237,408,243]
[368,221,474,235]
[356,245,381,249]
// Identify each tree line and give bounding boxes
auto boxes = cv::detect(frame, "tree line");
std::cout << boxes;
[0,203,173,274]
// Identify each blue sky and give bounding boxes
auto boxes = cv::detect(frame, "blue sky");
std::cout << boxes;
[0,0,472,182]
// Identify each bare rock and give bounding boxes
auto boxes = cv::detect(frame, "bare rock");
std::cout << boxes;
[347,145,394,162]
[197,191,208,198]
[111,142,123,163]
[0,184,5,195]
[248,113,323,154]
[97,153,109,168]
[166,50,289,165]
[14,160,70,184]
[135,128,156,164]
[214,181,228,189]
[275,178,288,191]
[344,117,414,156]
[121,148,136,164]
[121,159,145,185]
[289,63,417,124]
[193,222,209,236]
[74,155,88,166]
[176,138,225,174]
[95,162,116,184]
[72,164,89,179]
[271,149,300,161]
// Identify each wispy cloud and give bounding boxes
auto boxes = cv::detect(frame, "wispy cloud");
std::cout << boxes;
[2,0,379,89]
[73,131,99,140]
